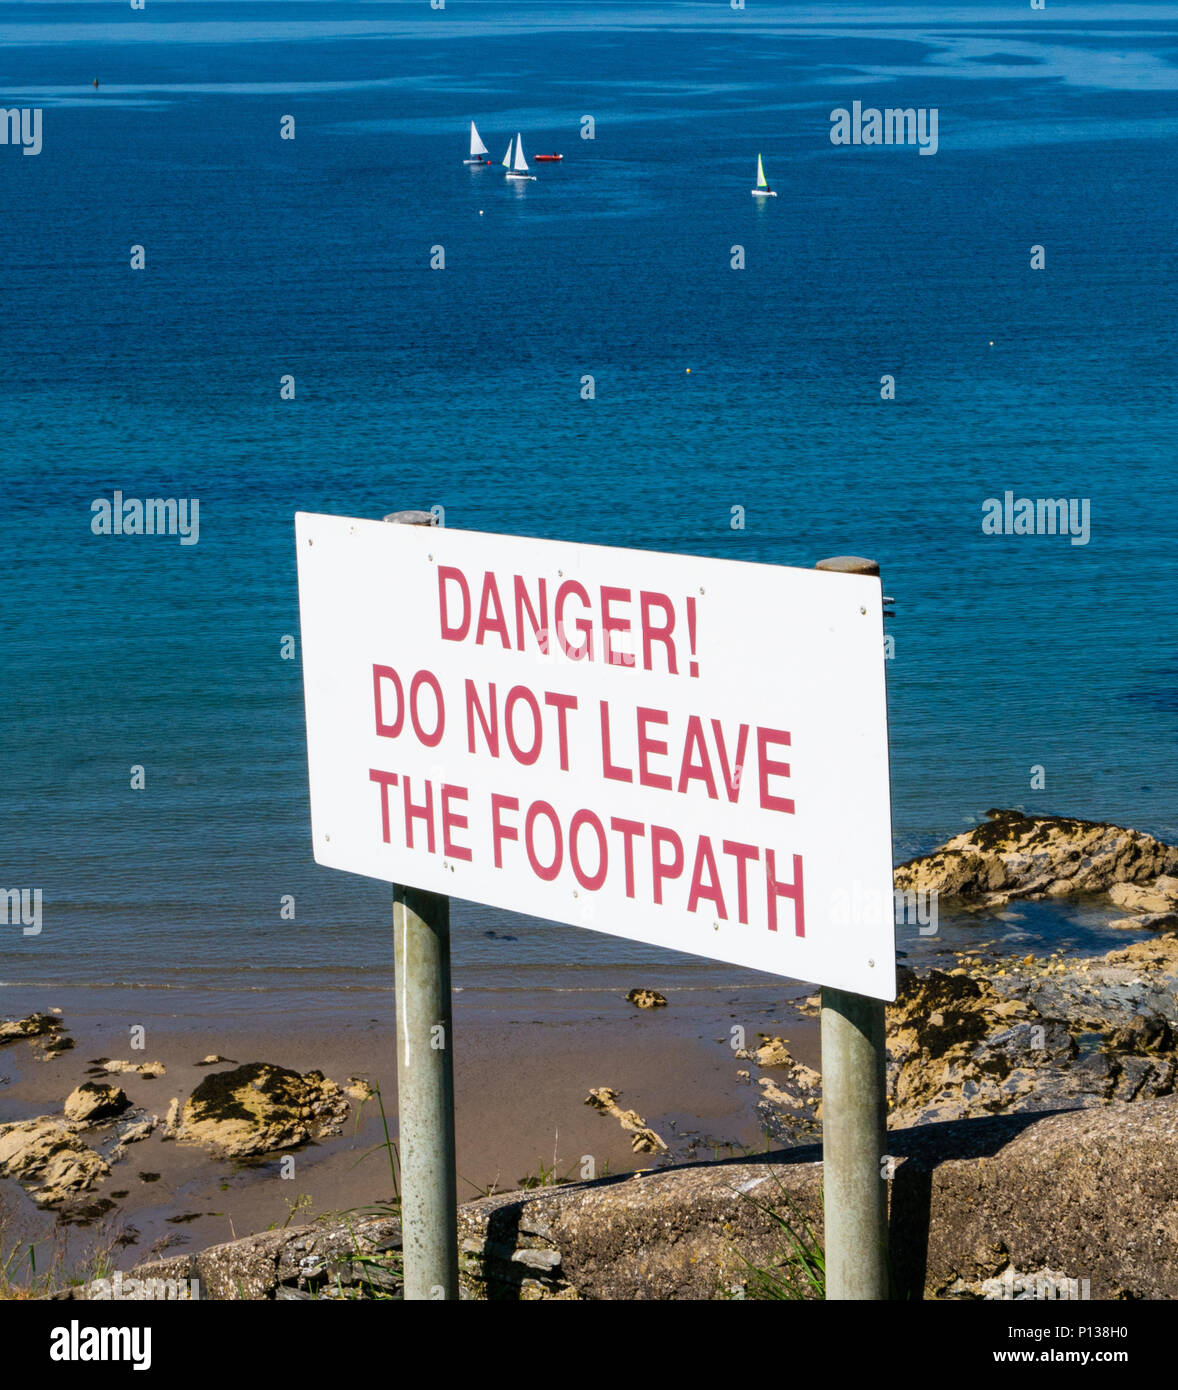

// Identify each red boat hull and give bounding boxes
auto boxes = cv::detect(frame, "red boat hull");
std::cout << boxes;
[533,154,563,161]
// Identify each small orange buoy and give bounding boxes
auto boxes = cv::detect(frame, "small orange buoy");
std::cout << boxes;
[685,367,691,374]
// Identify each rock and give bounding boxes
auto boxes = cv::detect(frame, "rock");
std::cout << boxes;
[343,1076,375,1102]
[0,1116,109,1207]
[625,989,667,1009]
[750,1035,792,1068]
[886,934,1178,1127]
[1106,1013,1173,1055]
[1113,1055,1176,1103]
[174,1062,351,1158]
[99,1059,166,1078]
[584,1087,668,1154]
[1109,881,1178,914]
[109,1113,156,1160]
[56,1195,116,1226]
[974,1020,1076,1072]
[161,1097,181,1138]
[741,1032,821,1127]
[894,809,1178,907]
[1109,911,1178,932]
[196,1055,237,1066]
[0,1012,61,1044]
[64,1082,131,1126]
[757,1075,819,1112]
[37,1035,75,1059]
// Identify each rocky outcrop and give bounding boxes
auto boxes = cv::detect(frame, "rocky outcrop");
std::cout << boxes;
[0,1012,60,1044]
[733,1035,822,1143]
[64,1083,130,1126]
[883,935,1178,1127]
[0,1012,74,1060]
[174,1062,351,1158]
[0,1117,109,1207]
[584,1087,667,1154]
[894,809,1178,908]
[732,935,1178,1138]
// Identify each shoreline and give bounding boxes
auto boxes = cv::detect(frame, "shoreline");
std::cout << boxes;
[4,809,1176,1292]
[0,983,819,1275]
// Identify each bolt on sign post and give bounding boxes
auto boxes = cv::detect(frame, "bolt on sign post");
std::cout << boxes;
[295,514,897,1301]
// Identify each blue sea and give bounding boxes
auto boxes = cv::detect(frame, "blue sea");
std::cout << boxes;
[2,0,1177,1013]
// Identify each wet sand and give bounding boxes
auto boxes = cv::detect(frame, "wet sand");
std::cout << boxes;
[0,979,818,1279]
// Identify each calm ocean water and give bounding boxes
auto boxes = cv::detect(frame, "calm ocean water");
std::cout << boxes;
[2,1,1176,1004]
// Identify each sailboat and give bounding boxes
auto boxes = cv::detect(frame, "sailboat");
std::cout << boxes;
[751,152,777,197]
[464,120,490,164]
[504,132,536,181]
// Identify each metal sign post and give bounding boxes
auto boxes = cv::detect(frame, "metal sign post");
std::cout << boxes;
[815,555,891,1300]
[392,882,458,1300]
[385,512,458,1301]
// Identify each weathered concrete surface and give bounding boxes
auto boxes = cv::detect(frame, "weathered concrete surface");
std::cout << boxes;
[894,809,1178,908]
[76,1094,1177,1299]
[56,1215,404,1301]
[888,1094,1178,1301]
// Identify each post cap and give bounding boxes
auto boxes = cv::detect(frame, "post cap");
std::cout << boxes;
[815,555,880,576]
[382,509,436,526]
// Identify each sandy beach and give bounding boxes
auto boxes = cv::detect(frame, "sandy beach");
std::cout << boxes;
[0,977,818,1274]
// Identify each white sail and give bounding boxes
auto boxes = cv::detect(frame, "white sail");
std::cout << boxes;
[513,132,529,172]
[470,121,488,158]
[502,137,513,168]
[756,153,768,188]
